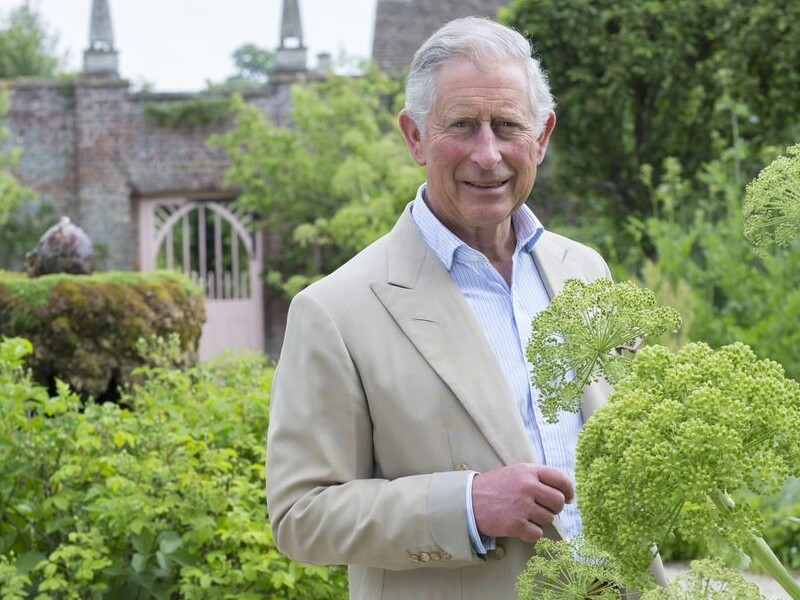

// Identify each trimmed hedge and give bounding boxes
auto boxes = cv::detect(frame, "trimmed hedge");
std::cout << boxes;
[0,270,205,399]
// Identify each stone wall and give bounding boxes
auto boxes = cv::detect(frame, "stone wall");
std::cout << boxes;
[7,81,79,218]
[6,77,296,271]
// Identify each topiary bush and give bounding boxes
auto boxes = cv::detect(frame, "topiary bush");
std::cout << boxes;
[0,270,205,400]
[0,336,349,599]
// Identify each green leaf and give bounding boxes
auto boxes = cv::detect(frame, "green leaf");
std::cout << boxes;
[15,550,46,574]
[130,552,148,574]
[158,530,183,555]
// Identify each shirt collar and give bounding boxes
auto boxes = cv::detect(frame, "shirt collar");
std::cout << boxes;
[410,182,545,271]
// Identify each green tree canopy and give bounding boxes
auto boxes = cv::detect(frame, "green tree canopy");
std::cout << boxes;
[212,65,421,297]
[232,43,274,83]
[0,2,61,79]
[206,43,275,92]
[500,0,800,223]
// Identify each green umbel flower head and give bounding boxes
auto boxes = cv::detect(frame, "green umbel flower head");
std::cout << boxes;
[641,558,767,600]
[577,342,800,584]
[526,278,682,423]
[516,537,628,600]
[744,143,800,257]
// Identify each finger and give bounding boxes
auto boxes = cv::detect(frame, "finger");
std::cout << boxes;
[528,481,567,513]
[517,520,544,544]
[536,466,575,503]
[526,503,558,527]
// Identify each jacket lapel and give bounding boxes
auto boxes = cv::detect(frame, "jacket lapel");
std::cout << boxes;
[531,234,585,300]
[370,206,536,466]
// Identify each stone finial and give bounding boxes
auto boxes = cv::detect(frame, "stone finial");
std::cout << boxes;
[83,0,119,78]
[25,217,95,278]
[280,0,304,48]
[275,0,308,73]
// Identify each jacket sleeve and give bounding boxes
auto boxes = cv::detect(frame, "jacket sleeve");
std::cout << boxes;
[265,290,482,571]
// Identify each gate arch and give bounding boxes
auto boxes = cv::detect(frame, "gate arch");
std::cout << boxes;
[139,197,264,360]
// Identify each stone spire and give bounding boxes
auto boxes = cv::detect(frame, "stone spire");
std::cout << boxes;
[274,0,308,73]
[83,0,119,78]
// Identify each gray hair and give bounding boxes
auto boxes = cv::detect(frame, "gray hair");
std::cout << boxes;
[404,17,555,136]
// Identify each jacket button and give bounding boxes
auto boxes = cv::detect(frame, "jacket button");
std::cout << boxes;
[486,545,506,560]
[418,552,431,563]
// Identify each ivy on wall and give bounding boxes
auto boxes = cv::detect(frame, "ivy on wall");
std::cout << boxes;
[143,97,231,130]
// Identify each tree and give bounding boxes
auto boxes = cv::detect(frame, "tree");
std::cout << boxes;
[231,43,274,83]
[206,43,275,92]
[0,2,61,79]
[499,0,800,225]
[212,65,421,297]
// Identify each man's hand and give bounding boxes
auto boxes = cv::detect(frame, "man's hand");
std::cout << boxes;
[472,463,574,543]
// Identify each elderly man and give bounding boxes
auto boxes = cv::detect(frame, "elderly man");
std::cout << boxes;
[266,16,663,600]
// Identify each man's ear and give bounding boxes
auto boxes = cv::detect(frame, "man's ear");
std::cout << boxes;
[398,109,427,166]
[535,111,556,165]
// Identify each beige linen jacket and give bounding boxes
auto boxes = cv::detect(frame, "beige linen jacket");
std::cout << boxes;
[266,204,665,599]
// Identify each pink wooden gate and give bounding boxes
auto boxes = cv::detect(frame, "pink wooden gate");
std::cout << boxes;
[139,198,264,360]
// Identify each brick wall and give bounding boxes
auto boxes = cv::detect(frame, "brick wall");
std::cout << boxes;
[5,78,294,271]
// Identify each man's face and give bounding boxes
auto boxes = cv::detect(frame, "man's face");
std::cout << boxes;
[399,58,554,240]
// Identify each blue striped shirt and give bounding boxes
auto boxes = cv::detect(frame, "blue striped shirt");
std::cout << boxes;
[410,183,583,545]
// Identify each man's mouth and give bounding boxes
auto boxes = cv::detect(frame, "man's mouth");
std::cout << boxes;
[466,180,509,189]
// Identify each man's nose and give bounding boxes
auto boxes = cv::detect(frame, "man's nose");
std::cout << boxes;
[470,124,501,170]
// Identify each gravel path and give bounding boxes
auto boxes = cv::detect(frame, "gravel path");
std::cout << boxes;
[664,563,800,599]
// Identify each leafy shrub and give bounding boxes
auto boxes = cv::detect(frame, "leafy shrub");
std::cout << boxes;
[0,336,349,599]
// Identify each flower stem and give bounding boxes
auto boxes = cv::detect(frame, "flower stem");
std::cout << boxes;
[710,489,800,600]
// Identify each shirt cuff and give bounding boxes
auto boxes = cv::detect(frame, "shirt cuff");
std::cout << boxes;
[465,471,496,556]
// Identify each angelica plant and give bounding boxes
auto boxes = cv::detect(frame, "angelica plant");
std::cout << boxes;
[744,143,800,257]
[640,558,767,600]
[516,541,766,600]
[516,536,626,600]
[526,278,681,422]
[577,342,800,598]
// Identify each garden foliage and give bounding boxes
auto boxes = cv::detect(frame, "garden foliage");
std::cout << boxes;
[500,0,800,223]
[0,336,349,599]
[629,145,800,384]
[0,4,61,79]
[212,65,420,298]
